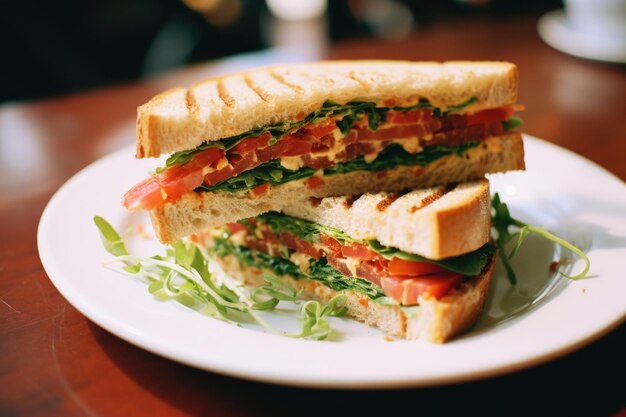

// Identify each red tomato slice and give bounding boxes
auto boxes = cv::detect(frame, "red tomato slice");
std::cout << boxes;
[251,183,270,197]
[295,238,322,260]
[225,222,248,235]
[341,243,377,260]
[231,132,272,155]
[305,176,325,190]
[380,272,464,305]
[301,121,337,137]
[466,105,520,126]
[203,164,235,186]
[320,235,342,256]
[385,109,427,124]
[388,257,448,276]
[281,138,312,157]
[157,165,204,201]
[188,147,224,169]
[230,153,259,175]
[121,177,164,210]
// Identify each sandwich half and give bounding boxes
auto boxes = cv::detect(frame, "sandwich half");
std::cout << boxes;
[122,61,524,243]
[205,179,496,343]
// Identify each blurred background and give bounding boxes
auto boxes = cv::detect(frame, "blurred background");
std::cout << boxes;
[1,0,567,103]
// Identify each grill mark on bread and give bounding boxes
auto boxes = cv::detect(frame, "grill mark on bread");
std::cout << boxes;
[185,89,199,118]
[269,70,305,95]
[343,195,361,209]
[376,193,400,212]
[408,184,457,213]
[216,80,235,107]
[244,75,270,102]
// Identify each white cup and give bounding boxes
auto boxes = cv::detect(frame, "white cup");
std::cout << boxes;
[565,0,626,38]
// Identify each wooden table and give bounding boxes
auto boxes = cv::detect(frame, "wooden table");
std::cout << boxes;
[1,15,624,417]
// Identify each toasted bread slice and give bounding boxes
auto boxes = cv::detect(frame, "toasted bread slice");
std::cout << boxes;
[213,249,496,343]
[137,61,518,157]
[283,179,490,260]
[150,133,523,244]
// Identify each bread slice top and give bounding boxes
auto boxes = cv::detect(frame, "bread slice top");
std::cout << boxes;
[137,60,518,158]
[282,179,491,260]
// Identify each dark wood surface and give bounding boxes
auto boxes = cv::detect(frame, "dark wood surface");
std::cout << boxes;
[1,15,624,417]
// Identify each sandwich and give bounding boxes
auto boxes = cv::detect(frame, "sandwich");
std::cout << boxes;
[121,61,525,243]
[204,179,496,343]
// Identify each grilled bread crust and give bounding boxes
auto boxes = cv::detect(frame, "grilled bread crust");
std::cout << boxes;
[137,60,518,158]
[213,249,496,343]
[150,133,523,245]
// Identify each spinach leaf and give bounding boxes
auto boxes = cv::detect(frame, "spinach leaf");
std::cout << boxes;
[367,240,495,276]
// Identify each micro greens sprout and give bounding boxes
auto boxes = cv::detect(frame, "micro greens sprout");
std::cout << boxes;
[94,216,345,340]
[491,193,590,285]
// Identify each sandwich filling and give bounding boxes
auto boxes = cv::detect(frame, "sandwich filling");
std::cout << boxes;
[123,99,522,211]
[207,212,495,306]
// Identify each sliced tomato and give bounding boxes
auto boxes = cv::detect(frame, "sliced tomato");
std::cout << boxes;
[188,147,224,168]
[230,153,258,175]
[353,122,438,141]
[259,228,279,244]
[275,231,321,259]
[231,132,272,155]
[466,105,520,126]
[385,109,428,124]
[305,176,325,190]
[121,177,164,210]
[225,222,248,235]
[341,243,377,260]
[295,238,322,260]
[157,165,204,201]
[320,235,342,256]
[123,147,224,209]
[250,183,270,197]
[380,272,464,305]
[203,164,235,186]
[388,257,448,276]
[281,138,312,157]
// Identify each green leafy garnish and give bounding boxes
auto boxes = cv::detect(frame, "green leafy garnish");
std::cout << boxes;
[491,193,590,284]
[251,273,303,310]
[94,215,129,257]
[290,295,348,340]
[443,96,478,114]
[502,116,523,130]
[94,216,345,340]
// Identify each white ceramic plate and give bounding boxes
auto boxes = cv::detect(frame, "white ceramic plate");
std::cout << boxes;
[38,135,626,388]
[538,9,626,64]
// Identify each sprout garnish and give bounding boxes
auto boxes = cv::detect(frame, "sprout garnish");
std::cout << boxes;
[94,216,345,340]
[491,193,590,285]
